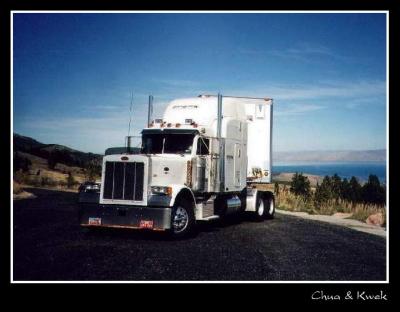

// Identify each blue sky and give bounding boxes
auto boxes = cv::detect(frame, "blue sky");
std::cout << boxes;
[13,13,387,154]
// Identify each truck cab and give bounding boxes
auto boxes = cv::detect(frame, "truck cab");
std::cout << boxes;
[79,94,275,237]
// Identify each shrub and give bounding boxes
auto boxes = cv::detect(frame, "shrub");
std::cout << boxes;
[48,152,58,169]
[276,185,386,223]
[274,182,280,196]
[361,174,386,205]
[66,172,77,188]
[331,173,342,202]
[349,176,362,203]
[13,181,23,194]
[313,176,333,207]
[47,150,74,169]
[14,152,32,172]
[40,176,57,187]
[31,175,41,187]
[84,161,102,182]
[14,170,26,184]
[341,178,351,201]
[290,172,311,199]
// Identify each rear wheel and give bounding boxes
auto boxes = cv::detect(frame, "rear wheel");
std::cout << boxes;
[239,188,247,213]
[170,198,196,238]
[264,196,275,219]
[254,195,265,221]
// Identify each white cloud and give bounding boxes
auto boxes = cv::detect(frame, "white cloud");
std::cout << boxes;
[224,80,386,103]
[153,79,200,88]
[15,77,386,153]
[240,42,357,63]
[275,104,324,116]
[275,83,382,101]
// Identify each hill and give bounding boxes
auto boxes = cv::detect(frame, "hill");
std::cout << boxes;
[13,133,45,151]
[13,133,104,188]
[274,149,386,163]
[13,133,103,168]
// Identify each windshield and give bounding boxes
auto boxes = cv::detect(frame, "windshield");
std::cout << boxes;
[141,131,196,154]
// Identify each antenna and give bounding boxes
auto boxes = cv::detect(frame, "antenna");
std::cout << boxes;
[127,91,134,137]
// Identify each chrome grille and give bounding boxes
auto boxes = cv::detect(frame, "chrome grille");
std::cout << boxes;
[103,161,144,201]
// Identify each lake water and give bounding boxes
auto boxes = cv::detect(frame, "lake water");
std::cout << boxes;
[272,161,387,184]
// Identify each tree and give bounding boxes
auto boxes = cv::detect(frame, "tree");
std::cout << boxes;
[14,152,32,172]
[340,178,351,201]
[66,172,76,188]
[290,172,311,199]
[361,174,385,205]
[85,161,102,182]
[349,176,362,203]
[331,173,342,203]
[314,176,332,206]
[274,182,280,196]
[48,150,74,170]
[48,152,58,170]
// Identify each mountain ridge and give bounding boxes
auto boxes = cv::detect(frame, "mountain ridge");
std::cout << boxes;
[13,133,102,168]
[14,133,386,163]
[274,149,386,162]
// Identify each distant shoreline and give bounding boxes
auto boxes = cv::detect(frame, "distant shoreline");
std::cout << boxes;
[272,172,323,187]
[273,160,386,165]
[272,159,387,186]
[274,149,386,163]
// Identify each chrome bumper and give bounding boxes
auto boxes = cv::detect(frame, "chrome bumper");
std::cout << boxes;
[79,203,172,231]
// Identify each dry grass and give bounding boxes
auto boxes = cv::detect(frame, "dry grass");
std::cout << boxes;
[13,181,23,194]
[252,183,275,192]
[13,151,100,190]
[14,170,82,190]
[16,151,89,183]
[273,172,323,187]
[275,183,386,225]
[13,180,37,200]
[275,188,315,214]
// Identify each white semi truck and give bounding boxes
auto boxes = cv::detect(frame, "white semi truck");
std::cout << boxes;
[79,94,275,237]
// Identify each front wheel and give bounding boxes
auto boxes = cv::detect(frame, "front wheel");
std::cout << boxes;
[170,198,196,238]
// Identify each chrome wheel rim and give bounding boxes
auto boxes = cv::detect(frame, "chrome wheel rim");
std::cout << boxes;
[173,206,189,233]
[258,200,264,216]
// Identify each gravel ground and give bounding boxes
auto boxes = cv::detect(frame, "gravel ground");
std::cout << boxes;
[276,209,386,237]
[12,188,386,281]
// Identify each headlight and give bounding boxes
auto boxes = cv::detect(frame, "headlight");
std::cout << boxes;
[84,183,100,192]
[151,186,172,196]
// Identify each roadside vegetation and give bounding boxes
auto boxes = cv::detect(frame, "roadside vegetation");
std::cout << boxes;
[275,173,386,226]
[13,151,101,191]
[13,133,102,193]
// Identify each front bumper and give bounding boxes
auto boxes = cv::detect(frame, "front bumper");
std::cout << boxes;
[79,203,172,231]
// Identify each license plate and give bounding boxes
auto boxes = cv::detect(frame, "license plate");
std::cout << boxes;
[139,220,154,229]
[88,217,102,226]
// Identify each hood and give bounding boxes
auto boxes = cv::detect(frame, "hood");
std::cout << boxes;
[149,154,190,186]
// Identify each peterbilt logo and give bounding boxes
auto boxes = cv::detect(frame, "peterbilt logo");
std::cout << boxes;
[121,156,129,161]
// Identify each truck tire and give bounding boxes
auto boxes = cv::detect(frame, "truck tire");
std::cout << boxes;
[254,194,265,222]
[264,196,275,219]
[239,188,247,213]
[170,198,196,238]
